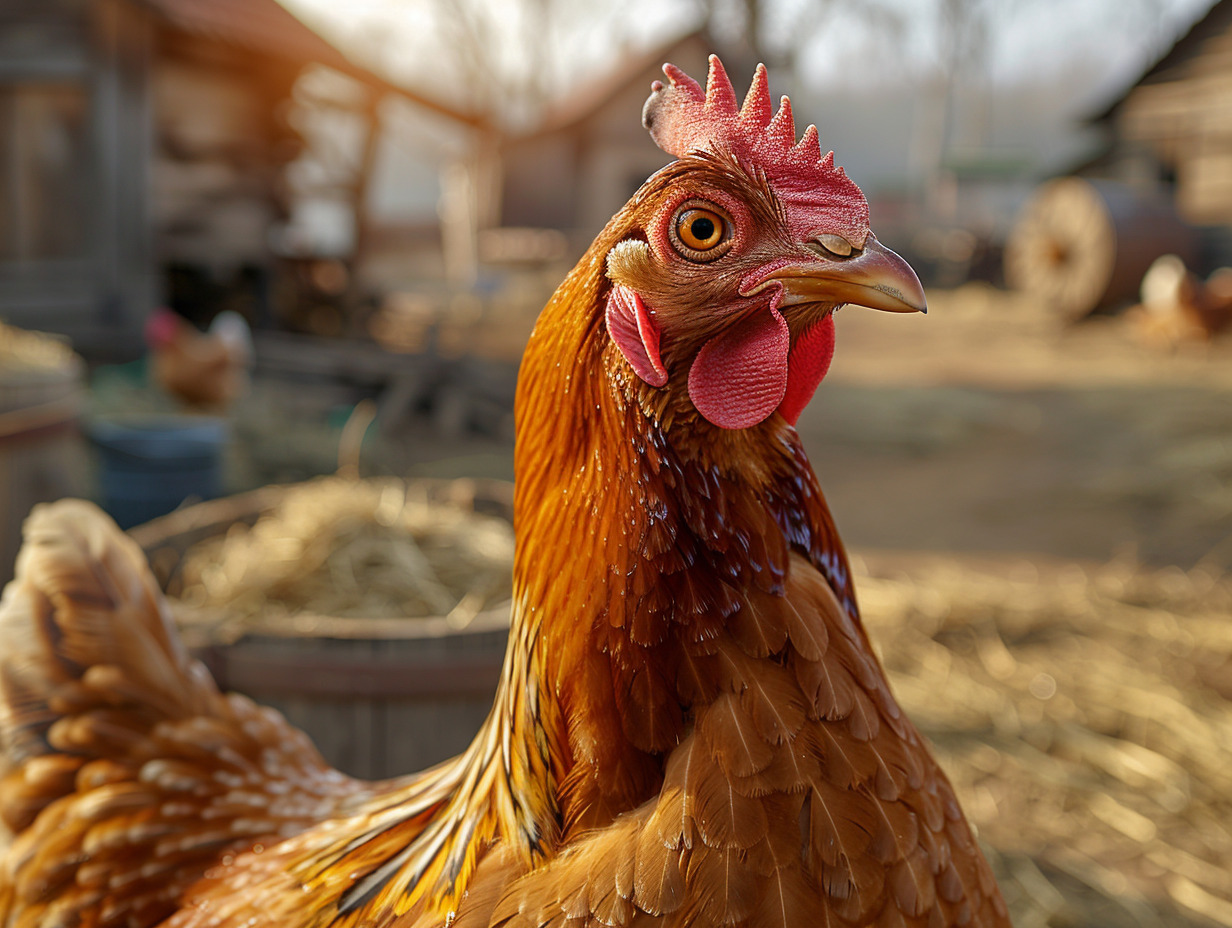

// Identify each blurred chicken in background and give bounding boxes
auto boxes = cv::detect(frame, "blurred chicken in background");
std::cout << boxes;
[1131,254,1232,344]
[144,308,254,411]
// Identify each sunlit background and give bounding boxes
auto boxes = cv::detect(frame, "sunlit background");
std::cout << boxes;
[2,0,1232,925]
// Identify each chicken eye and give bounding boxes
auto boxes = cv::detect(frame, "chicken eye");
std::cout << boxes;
[678,210,723,249]
[669,203,732,261]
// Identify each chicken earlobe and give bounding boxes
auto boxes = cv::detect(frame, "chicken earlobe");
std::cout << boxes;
[606,284,667,388]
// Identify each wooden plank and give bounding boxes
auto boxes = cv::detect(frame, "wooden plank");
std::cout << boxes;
[92,0,156,332]
[0,58,90,80]
[1179,150,1232,224]
[253,332,440,379]
[194,644,505,699]
[0,398,80,443]
[383,696,492,774]
[193,630,508,779]
[0,421,88,587]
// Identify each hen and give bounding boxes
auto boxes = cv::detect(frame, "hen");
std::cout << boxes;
[0,58,1010,928]
[1133,254,1232,344]
[144,308,253,411]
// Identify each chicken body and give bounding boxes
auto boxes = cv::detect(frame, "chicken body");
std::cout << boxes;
[1133,254,1232,343]
[145,309,253,411]
[0,59,1010,928]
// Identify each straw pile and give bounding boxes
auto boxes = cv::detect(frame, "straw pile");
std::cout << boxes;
[856,553,1232,928]
[171,477,514,635]
[0,322,78,372]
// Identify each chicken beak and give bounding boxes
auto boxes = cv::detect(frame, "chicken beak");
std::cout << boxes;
[753,234,927,314]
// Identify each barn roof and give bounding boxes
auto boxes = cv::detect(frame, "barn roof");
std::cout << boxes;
[142,0,486,126]
[1089,0,1226,121]
[531,30,708,136]
[519,28,756,141]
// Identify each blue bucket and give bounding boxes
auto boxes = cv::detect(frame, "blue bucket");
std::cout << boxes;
[89,418,227,529]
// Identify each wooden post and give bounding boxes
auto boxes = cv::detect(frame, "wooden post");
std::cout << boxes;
[439,128,502,286]
[350,87,384,272]
[91,0,155,334]
[440,157,478,285]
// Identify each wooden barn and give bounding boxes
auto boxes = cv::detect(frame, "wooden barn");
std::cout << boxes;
[1089,0,1232,227]
[0,0,477,355]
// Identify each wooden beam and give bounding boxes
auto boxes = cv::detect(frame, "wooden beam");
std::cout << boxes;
[92,0,156,330]
[0,58,90,80]
[350,88,383,268]
[192,645,504,700]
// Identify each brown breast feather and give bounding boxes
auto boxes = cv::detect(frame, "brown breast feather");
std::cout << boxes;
[478,552,1011,928]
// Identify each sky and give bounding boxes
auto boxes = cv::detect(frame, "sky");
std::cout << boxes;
[281,0,1218,115]
[793,0,1213,88]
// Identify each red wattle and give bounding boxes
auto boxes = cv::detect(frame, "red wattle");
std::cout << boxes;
[687,308,789,429]
[779,314,835,425]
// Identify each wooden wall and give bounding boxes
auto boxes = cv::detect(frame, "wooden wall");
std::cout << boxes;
[0,0,311,348]
[151,33,301,275]
[1116,17,1232,226]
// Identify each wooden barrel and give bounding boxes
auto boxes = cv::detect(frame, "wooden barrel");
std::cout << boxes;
[130,478,514,780]
[0,329,87,588]
[1004,178,1199,320]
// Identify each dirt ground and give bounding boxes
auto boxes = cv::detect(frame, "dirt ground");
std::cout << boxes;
[796,284,1232,570]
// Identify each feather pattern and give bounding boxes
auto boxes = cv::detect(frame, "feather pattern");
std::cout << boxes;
[476,526,1007,928]
[0,503,364,928]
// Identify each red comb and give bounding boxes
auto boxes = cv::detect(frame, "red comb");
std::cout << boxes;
[642,56,869,243]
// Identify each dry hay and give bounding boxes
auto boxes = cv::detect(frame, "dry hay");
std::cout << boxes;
[0,322,77,372]
[171,476,514,638]
[856,553,1232,928]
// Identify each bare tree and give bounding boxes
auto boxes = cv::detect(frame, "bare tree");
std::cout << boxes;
[416,0,590,130]
[917,0,1194,217]
[693,0,905,70]
[917,0,997,216]
[376,0,574,281]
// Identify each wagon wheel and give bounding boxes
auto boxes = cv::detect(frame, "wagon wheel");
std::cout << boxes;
[1004,177,1116,321]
